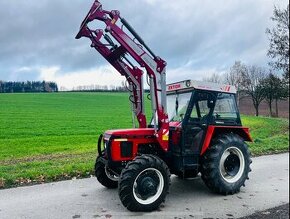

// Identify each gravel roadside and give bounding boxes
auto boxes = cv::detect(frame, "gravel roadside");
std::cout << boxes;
[239,204,289,219]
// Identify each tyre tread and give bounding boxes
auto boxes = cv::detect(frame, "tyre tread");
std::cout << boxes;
[95,157,118,189]
[200,133,251,195]
[118,154,171,212]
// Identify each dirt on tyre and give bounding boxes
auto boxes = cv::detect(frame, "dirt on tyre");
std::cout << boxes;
[95,157,118,189]
[118,154,171,212]
[200,133,252,195]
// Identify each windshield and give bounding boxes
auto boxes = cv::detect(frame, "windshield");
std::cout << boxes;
[167,92,192,122]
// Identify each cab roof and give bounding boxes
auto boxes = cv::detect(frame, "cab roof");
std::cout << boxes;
[166,80,237,94]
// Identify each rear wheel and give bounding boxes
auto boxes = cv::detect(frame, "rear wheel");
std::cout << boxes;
[118,154,171,212]
[95,157,118,188]
[200,134,252,195]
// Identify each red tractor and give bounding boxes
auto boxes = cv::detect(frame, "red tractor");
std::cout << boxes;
[76,1,252,212]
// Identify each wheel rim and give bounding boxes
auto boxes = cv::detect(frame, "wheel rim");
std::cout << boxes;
[219,147,245,183]
[105,166,119,182]
[133,168,164,205]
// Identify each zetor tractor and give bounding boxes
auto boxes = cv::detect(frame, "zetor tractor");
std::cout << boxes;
[76,0,252,212]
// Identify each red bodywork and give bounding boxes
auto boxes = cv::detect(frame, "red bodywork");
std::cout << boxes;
[106,124,252,162]
[200,125,252,155]
[105,128,156,161]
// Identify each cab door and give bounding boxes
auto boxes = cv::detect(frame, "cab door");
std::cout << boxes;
[182,91,216,154]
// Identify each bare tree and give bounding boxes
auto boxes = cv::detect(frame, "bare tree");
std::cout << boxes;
[266,4,289,80]
[226,61,247,87]
[226,61,248,106]
[263,72,289,117]
[202,72,224,84]
[262,72,278,116]
[240,65,266,116]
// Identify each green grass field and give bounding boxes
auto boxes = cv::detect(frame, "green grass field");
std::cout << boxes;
[0,92,289,188]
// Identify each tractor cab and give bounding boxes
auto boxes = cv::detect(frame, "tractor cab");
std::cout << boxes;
[166,80,239,127]
[166,80,245,176]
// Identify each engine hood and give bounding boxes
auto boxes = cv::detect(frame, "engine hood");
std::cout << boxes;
[105,128,155,139]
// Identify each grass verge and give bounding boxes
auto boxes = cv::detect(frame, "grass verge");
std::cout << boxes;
[242,115,289,155]
[0,93,288,188]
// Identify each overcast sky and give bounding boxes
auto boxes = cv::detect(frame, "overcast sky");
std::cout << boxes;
[0,0,288,89]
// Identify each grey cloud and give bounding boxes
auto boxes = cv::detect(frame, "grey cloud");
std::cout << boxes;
[0,0,97,73]
[10,70,40,82]
[0,0,287,82]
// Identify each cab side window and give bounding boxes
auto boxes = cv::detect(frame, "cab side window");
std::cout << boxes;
[190,104,198,119]
[214,93,240,124]
[189,92,215,124]
[198,100,210,117]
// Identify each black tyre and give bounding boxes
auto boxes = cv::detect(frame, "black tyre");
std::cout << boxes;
[95,157,118,189]
[118,154,171,212]
[200,134,252,195]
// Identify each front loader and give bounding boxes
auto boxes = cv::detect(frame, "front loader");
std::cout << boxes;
[76,0,252,212]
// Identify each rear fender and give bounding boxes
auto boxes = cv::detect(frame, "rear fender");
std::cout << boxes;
[200,125,252,155]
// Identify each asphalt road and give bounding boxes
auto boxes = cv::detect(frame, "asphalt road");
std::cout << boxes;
[0,153,288,219]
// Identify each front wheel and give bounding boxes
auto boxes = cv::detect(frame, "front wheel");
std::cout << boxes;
[200,134,252,195]
[95,157,118,188]
[118,155,171,212]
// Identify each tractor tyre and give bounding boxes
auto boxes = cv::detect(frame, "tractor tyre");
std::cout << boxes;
[118,154,171,212]
[95,157,118,189]
[200,133,252,195]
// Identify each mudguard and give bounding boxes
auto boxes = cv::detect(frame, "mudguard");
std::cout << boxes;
[200,125,252,155]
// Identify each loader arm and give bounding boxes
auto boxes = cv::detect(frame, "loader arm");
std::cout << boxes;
[76,1,169,151]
